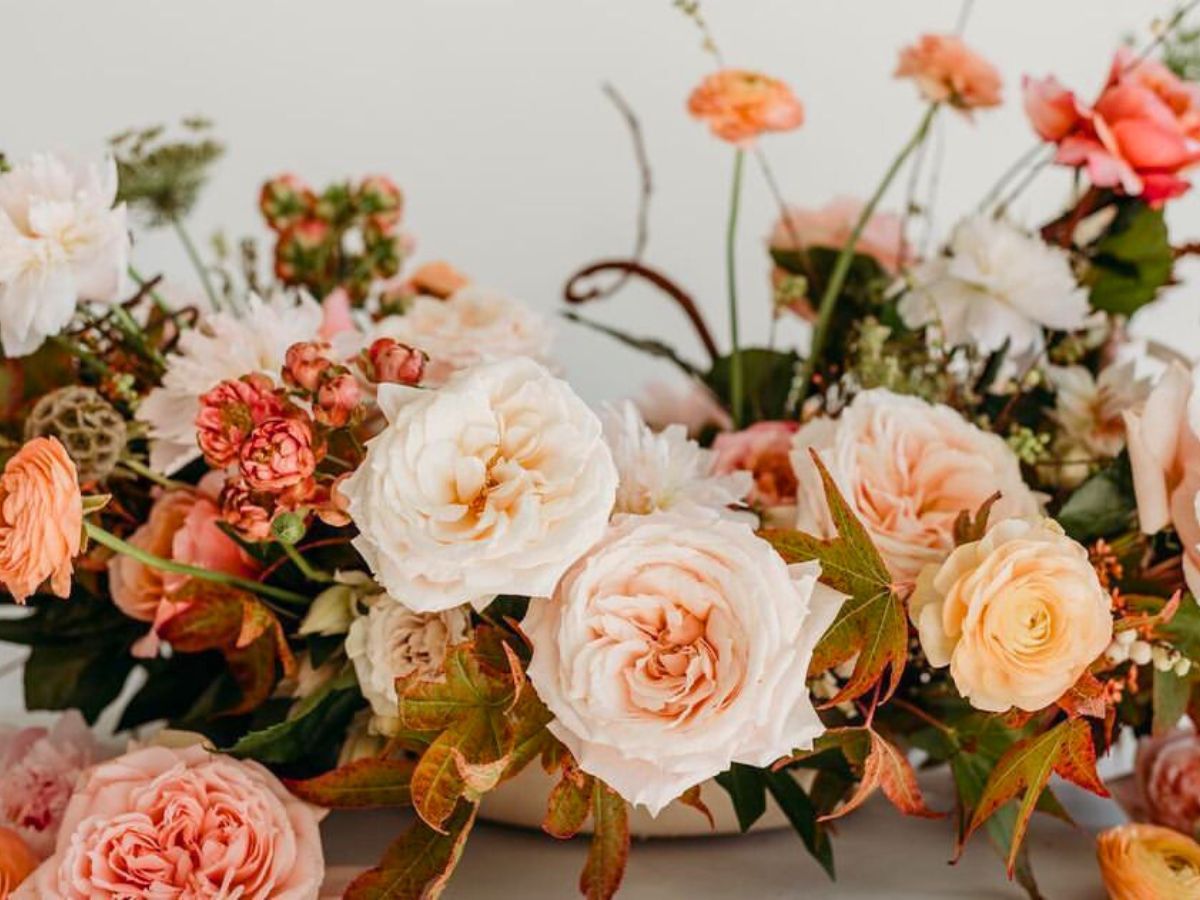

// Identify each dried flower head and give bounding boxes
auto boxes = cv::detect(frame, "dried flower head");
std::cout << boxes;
[24,386,127,483]
[111,119,224,226]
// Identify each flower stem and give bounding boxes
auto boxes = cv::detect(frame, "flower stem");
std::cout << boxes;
[279,539,334,584]
[725,148,746,427]
[127,265,170,313]
[119,457,192,492]
[171,216,221,312]
[85,521,310,607]
[795,104,938,404]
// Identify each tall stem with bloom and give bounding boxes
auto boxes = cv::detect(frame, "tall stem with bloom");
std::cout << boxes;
[796,104,938,403]
[726,148,746,426]
[171,216,221,312]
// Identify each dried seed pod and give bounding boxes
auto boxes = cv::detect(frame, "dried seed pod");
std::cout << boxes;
[24,386,127,483]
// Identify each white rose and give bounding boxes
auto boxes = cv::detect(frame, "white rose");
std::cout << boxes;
[346,600,472,734]
[523,511,844,815]
[791,388,1041,584]
[342,356,618,612]
[0,153,129,357]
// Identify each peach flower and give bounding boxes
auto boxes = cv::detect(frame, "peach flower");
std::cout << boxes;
[790,389,1040,583]
[1134,728,1200,837]
[0,828,36,899]
[687,69,804,145]
[1122,362,1200,598]
[1097,824,1200,899]
[0,437,81,604]
[895,34,1002,111]
[524,510,844,815]
[770,197,908,276]
[909,518,1113,713]
[712,420,799,508]
[409,260,469,299]
[15,744,324,899]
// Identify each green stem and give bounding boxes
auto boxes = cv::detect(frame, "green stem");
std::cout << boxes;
[279,540,334,584]
[171,217,221,312]
[725,148,746,427]
[795,104,939,404]
[119,457,192,491]
[127,265,170,312]
[85,521,309,607]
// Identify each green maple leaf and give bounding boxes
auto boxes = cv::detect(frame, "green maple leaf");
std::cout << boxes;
[284,757,415,809]
[761,449,908,705]
[580,782,630,900]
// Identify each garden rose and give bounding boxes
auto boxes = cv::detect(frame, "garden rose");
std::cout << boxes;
[687,69,804,145]
[1123,361,1200,597]
[895,34,1002,111]
[712,420,799,509]
[0,712,97,859]
[342,357,618,612]
[0,437,82,604]
[791,389,1040,583]
[909,518,1113,713]
[0,828,36,898]
[16,744,324,899]
[524,510,844,815]
[1135,728,1200,838]
[1097,824,1200,899]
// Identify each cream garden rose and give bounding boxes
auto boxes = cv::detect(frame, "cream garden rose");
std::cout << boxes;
[909,518,1113,713]
[342,356,618,612]
[523,510,844,815]
[791,389,1040,583]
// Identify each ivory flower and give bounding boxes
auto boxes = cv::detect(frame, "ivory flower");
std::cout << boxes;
[899,216,1090,362]
[1096,824,1200,899]
[137,292,325,473]
[1047,361,1149,460]
[909,518,1113,713]
[524,511,844,815]
[0,153,129,357]
[603,401,750,520]
[687,69,804,145]
[16,744,324,899]
[0,437,82,604]
[791,389,1040,583]
[346,598,472,735]
[368,286,553,387]
[895,34,1002,111]
[342,357,618,612]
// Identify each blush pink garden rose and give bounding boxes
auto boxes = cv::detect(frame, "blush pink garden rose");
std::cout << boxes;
[0,712,98,859]
[524,510,844,815]
[909,518,1113,713]
[790,389,1041,584]
[712,420,799,510]
[1122,362,1200,598]
[687,69,804,145]
[1134,729,1200,838]
[16,744,324,900]
[1024,47,1200,204]
[895,33,1002,112]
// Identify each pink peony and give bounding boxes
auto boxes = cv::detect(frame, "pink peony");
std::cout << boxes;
[895,33,1002,111]
[1135,729,1200,838]
[712,420,800,508]
[16,744,324,899]
[0,712,98,859]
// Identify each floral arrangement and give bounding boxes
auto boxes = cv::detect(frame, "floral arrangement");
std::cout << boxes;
[5,4,1200,899]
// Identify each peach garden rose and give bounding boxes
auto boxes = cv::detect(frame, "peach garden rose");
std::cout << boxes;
[909,518,1113,713]
[1097,824,1200,899]
[523,510,844,815]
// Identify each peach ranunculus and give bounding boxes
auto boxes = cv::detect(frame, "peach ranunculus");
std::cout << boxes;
[1122,361,1200,598]
[909,518,1113,713]
[15,744,324,900]
[0,828,37,899]
[770,197,908,276]
[895,34,1002,112]
[790,389,1040,584]
[1134,728,1200,838]
[687,69,804,145]
[1097,823,1200,899]
[0,437,82,604]
[524,510,844,815]
[712,420,799,510]
[1024,48,1200,205]
[108,472,260,657]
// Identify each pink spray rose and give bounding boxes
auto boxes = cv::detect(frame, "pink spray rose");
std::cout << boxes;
[16,744,324,899]
[0,712,98,859]
[712,421,800,509]
[1134,729,1200,838]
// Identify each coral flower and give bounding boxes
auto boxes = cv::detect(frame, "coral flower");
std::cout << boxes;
[0,827,36,898]
[195,374,287,468]
[239,416,318,493]
[687,69,804,145]
[895,34,1002,111]
[1097,824,1200,899]
[0,437,81,604]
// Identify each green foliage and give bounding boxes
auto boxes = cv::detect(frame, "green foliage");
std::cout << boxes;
[285,757,416,809]
[1152,667,1192,736]
[1055,458,1136,542]
[1086,200,1173,316]
[111,119,224,226]
[704,348,799,423]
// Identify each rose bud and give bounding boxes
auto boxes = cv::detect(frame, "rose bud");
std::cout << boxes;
[357,175,404,232]
[283,341,333,393]
[219,478,274,542]
[196,374,286,468]
[315,369,361,428]
[366,337,427,386]
[259,174,315,232]
[239,416,318,493]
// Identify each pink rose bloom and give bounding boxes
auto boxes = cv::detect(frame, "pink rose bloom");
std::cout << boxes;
[1024,48,1200,205]
[0,712,97,859]
[895,33,1002,112]
[712,421,800,508]
[770,197,908,277]
[16,744,324,900]
[1134,729,1200,837]
[1123,362,1200,597]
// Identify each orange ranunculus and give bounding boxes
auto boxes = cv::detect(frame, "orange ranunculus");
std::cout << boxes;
[0,437,81,604]
[1097,824,1200,899]
[687,69,804,145]
[895,33,1002,112]
[0,827,37,898]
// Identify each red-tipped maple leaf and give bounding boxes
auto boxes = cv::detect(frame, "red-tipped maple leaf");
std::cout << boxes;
[285,757,415,809]
[816,727,942,821]
[580,782,630,900]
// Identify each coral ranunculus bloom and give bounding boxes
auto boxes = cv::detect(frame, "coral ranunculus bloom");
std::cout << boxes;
[0,827,37,898]
[0,437,81,604]
[895,34,1002,112]
[687,69,804,145]
[1097,824,1200,899]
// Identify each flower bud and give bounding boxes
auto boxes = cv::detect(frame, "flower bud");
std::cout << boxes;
[357,175,403,232]
[314,370,361,428]
[365,338,426,386]
[259,174,315,232]
[1130,640,1154,666]
[409,260,469,299]
[283,342,332,393]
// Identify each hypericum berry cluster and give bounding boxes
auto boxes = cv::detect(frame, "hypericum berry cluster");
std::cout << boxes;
[1105,629,1193,677]
[259,173,404,301]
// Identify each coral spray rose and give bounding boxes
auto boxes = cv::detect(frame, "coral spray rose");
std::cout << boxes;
[1097,824,1200,899]
[0,828,36,898]
[239,416,319,493]
[0,437,81,604]
[688,69,804,145]
[895,33,1002,111]
[195,374,287,468]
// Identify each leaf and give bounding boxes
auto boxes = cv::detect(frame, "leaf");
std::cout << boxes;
[579,782,629,900]
[953,492,1002,546]
[225,686,363,764]
[1087,200,1173,316]
[959,719,1108,875]
[344,800,477,900]
[1153,668,1192,736]
[677,784,715,830]
[817,728,942,822]
[23,641,136,723]
[1055,462,1136,542]
[544,766,595,839]
[704,348,800,422]
[714,763,767,832]
[284,757,415,809]
[762,450,907,704]
[1056,670,1109,720]
[763,769,835,879]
